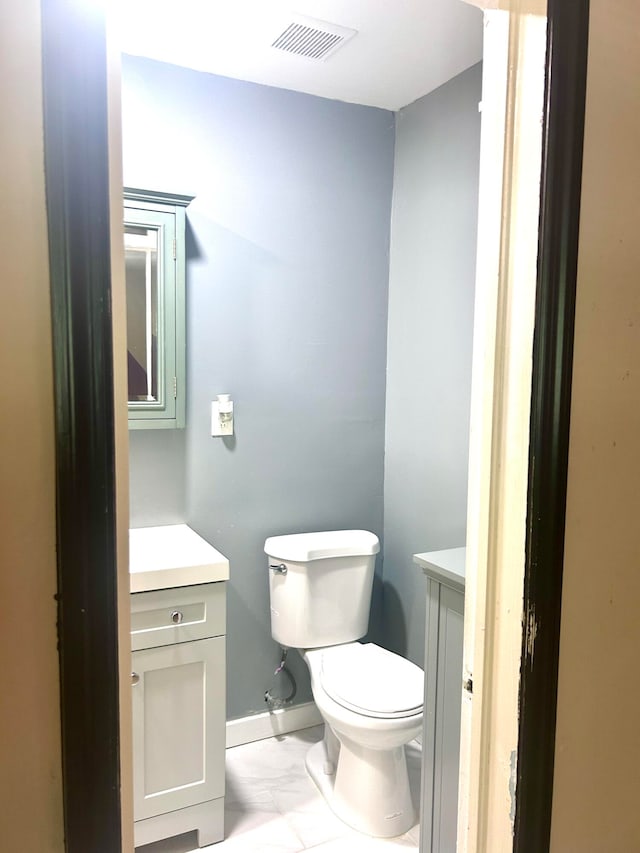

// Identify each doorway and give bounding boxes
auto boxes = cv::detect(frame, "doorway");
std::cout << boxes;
[40,1,589,851]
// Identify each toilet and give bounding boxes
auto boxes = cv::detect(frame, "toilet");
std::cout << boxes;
[265,530,424,838]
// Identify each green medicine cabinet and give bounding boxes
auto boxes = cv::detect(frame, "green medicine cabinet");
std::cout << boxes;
[124,188,193,429]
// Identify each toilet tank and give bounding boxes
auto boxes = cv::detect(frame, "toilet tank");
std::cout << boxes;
[265,530,380,649]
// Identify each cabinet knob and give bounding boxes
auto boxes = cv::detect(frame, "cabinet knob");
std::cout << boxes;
[171,610,184,624]
[131,672,140,686]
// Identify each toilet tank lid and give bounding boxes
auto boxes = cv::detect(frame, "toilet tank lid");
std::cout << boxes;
[264,530,380,562]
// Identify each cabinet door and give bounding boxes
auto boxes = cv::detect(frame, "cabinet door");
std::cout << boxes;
[124,188,192,431]
[132,637,225,821]
[421,581,464,853]
[432,585,464,853]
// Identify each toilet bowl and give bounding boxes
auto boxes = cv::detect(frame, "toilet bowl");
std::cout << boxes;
[264,530,424,838]
[304,643,423,837]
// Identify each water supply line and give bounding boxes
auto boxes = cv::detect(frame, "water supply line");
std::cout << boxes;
[265,646,297,710]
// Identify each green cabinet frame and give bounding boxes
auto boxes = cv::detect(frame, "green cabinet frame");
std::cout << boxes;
[124,188,193,429]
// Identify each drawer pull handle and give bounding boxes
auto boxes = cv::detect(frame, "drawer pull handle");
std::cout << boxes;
[131,672,140,686]
[171,610,184,624]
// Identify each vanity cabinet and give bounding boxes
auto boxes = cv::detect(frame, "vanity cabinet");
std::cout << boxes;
[131,576,227,848]
[414,548,465,853]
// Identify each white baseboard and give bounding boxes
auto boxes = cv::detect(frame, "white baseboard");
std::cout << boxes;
[226,701,323,749]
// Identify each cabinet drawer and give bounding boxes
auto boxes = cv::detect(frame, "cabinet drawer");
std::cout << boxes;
[131,583,225,651]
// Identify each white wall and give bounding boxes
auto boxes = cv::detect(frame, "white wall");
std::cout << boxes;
[0,1,64,848]
[551,1,640,849]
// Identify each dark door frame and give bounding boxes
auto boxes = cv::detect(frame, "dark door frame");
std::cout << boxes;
[514,2,589,850]
[41,1,121,851]
[40,0,589,850]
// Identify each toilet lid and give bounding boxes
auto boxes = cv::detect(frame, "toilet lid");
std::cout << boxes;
[320,643,424,718]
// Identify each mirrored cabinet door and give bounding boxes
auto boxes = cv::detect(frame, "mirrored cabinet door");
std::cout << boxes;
[125,208,174,418]
[124,189,193,429]
[125,223,160,405]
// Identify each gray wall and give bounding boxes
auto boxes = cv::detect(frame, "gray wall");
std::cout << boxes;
[382,64,482,665]
[129,430,186,527]
[122,56,395,718]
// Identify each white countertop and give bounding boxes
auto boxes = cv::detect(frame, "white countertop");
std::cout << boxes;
[413,547,466,592]
[129,524,229,593]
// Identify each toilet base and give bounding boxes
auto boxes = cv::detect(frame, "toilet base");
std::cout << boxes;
[305,735,415,838]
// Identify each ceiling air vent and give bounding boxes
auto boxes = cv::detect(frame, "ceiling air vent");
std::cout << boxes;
[271,16,357,62]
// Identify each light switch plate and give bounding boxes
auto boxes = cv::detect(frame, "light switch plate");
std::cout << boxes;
[211,401,233,436]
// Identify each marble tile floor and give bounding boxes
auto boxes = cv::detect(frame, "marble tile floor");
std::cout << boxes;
[138,725,421,853]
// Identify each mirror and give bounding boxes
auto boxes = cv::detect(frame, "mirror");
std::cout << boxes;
[124,188,193,429]
[125,223,159,403]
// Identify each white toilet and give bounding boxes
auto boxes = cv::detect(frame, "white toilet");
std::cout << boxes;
[264,530,424,838]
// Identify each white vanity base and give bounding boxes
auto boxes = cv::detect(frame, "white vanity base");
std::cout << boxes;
[129,526,230,850]
[134,798,224,848]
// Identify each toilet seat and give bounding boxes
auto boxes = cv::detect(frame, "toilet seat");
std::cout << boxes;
[319,643,424,719]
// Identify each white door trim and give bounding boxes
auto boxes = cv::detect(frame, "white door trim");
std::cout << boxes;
[458,3,548,851]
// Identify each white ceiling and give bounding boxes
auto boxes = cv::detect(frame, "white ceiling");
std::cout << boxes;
[116,0,483,111]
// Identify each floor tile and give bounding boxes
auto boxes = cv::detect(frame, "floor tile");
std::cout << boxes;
[137,726,421,853]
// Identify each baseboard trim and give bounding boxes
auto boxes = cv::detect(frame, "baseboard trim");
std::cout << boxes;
[226,701,323,749]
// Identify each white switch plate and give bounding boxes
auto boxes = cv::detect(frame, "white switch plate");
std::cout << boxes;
[211,401,234,436]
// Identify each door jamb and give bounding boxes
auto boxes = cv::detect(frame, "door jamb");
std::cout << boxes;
[459,1,589,851]
[515,2,590,848]
[41,1,122,850]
